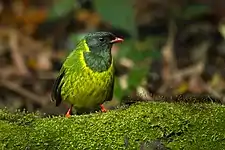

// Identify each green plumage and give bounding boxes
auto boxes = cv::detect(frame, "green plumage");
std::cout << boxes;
[51,32,122,114]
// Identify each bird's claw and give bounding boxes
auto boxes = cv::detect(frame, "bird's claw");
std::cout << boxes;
[100,104,108,112]
[65,113,71,118]
[65,105,73,118]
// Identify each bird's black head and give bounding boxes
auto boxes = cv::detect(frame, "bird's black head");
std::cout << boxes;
[85,32,123,53]
[83,32,123,72]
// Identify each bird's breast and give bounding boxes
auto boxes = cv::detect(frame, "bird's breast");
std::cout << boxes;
[62,64,114,110]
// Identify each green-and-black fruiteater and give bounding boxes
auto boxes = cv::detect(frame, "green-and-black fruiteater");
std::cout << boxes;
[51,32,123,117]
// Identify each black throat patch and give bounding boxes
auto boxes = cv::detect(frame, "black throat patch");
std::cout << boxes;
[84,51,112,72]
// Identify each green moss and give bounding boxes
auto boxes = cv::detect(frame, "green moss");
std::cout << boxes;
[0,102,225,150]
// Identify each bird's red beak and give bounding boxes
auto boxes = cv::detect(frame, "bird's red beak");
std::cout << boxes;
[110,37,124,44]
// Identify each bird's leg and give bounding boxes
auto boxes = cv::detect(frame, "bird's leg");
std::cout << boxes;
[100,104,108,112]
[65,105,73,118]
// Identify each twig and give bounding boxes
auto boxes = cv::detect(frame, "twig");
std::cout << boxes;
[9,29,29,76]
[172,62,204,80]
[158,19,177,94]
[0,80,48,106]
[162,19,177,81]
[205,84,225,104]
[37,72,58,80]
[158,62,204,94]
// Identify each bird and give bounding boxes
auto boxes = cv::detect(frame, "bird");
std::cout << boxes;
[51,31,123,117]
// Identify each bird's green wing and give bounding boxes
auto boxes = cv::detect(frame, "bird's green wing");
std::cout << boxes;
[51,41,83,106]
[51,68,65,106]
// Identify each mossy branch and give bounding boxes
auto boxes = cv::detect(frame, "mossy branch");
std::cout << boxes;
[1,102,225,150]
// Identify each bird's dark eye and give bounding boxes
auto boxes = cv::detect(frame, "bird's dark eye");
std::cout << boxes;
[99,38,105,42]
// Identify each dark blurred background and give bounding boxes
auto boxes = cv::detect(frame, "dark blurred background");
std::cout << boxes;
[0,0,225,115]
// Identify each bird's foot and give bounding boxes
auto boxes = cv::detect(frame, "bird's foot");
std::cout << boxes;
[65,105,73,118]
[100,104,108,112]
[65,112,71,118]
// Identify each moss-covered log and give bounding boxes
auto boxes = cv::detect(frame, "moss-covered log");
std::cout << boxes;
[0,102,225,150]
